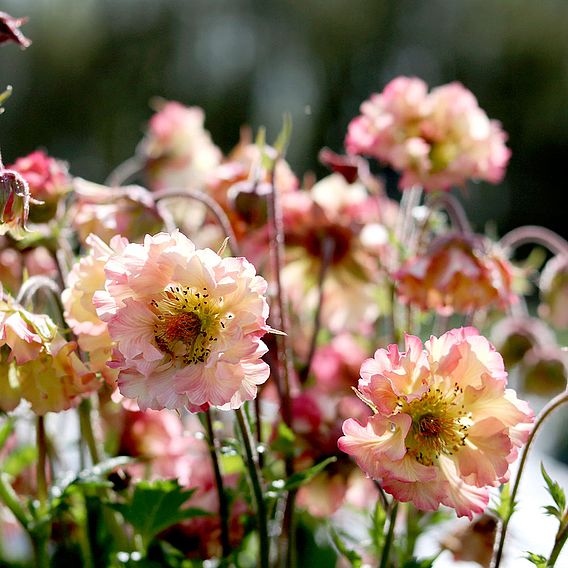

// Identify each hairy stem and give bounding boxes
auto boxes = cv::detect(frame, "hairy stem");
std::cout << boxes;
[379,501,399,568]
[500,226,568,257]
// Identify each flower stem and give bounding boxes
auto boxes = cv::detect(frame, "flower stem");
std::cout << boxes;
[153,188,241,256]
[235,407,269,568]
[428,192,473,235]
[491,390,568,568]
[35,416,50,568]
[105,156,142,187]
[203,409,231,558]
[78,398,101,465]
[548,510,568,567]
[499,226,568,257]
[379,500,399,568]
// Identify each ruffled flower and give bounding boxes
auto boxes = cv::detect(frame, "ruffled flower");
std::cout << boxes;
[395,232,516,315]
[0,294,99,414]
[338,328,534,518]
[346,76,510,191]
[62,233,129,384]
[94,230,270,412]
[139,101,222,191]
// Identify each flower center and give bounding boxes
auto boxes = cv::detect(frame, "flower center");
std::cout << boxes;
[399,382,471,466]
[151,284,225,365]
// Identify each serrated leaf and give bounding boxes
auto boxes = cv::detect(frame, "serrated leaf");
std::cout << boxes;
[330,527,362,568]
[109,479,210,551]
[269,456,337,493]
[525,551,547,567]
[541,463,566,513]
[544,504,563,521]
[492,482,516,520]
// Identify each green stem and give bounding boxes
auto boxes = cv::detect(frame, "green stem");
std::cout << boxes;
[0,472,32,529]
[548,514,568,567]
[35,416,50,568]
[203,409,231,558]
[78,398,101,465]
[380,501,399,568]
[235,407,269,568]
[492,390,568,568]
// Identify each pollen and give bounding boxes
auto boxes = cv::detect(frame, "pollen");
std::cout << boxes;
[399,383,471,466]
[151,284,225,365]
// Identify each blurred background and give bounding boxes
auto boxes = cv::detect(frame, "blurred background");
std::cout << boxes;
[1,0,568,236]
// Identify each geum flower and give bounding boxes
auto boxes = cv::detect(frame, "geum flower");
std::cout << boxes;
[94,231,271,412]
[338,328,534,518]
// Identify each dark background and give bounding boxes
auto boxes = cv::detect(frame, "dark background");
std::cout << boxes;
[1,0,568,237]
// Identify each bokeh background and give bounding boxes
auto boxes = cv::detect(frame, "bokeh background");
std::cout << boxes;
[1,0,568,237]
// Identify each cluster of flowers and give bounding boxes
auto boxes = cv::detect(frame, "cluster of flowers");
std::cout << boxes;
[0,54,567,567]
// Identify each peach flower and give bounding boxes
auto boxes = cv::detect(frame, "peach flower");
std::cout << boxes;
[395,232,516,315]
[62,233,129,384]
[338,328,534,518]
[94,231,270,412]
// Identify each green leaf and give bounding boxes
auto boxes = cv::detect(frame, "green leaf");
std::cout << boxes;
[525,551,547,567]
[109,479,210,551]
[401,558,438,568]
[2,445,37,477]
[0,418,14,452]
[329,527,362,568]
[268,456,337,493]
[492,482,515,520]
[273,113,293,157]
[541,462,566,514]
[270,422,296,457]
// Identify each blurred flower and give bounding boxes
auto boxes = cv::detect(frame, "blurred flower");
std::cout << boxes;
[282,174,391,332]
[8,151,71,222]
[94,230,270,412]
[395,232,516,315]
[539,254,568,329]
[346,76,510,191]
[0,293,99,414]
[62,233,128,384]
[139,101,222,191]
[70,178,163,245]
[441,513,497,567]
[0,239,58,294]
[491,316,556,369]
[338,328,534,518]
[0,11,31,48]
[520,346,567,397]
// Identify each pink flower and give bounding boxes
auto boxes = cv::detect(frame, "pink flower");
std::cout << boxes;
[62,233,129,384]
[8,150,71,221]
[94,230,270,412]
[139,101,222,191]
[346,77,511,191]
[0,11,31,48]
[282,174,390,332]
[338,328,534,518]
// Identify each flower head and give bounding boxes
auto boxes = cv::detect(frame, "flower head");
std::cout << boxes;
[0,294,99,414]
[139,101,222,191]
[346,77,510,191]
[62,233,129,384]
[94,231,270,412]
[0,11,31,48]
[338,328,534,518]
[0,166,32,239]
[395,232,516,315]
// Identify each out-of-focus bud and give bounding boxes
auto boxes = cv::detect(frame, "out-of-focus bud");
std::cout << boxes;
[539,255,568,330]
[8,151,71,222]
[521,346,567,397]
[491,316,556,369]
[0,12,31,48]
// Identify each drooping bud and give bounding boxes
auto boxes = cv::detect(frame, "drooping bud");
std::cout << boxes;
[0,11,31,49]
[0,163,33,238]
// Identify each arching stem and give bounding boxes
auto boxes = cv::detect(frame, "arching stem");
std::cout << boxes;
[499,226,568,257]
